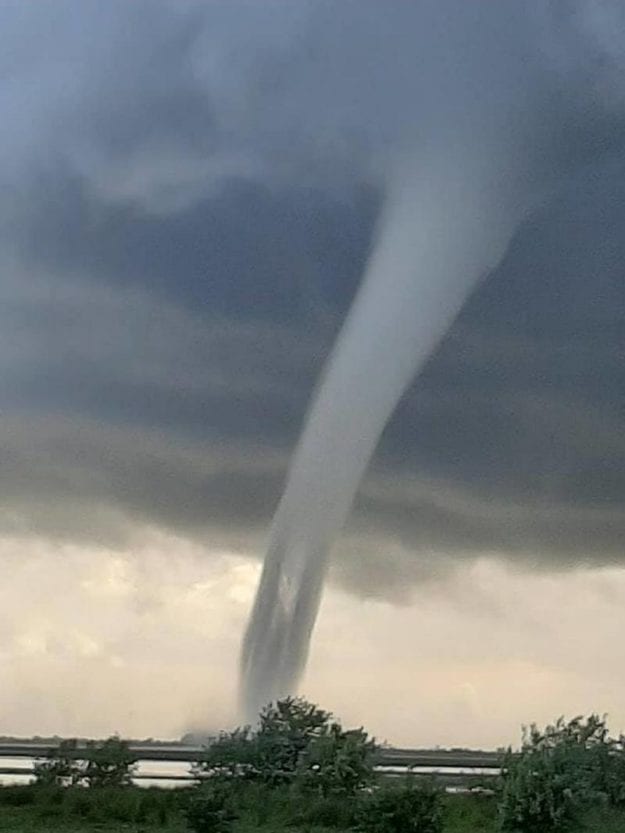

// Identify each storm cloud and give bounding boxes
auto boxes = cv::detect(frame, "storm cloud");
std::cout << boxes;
[1,0,624,602]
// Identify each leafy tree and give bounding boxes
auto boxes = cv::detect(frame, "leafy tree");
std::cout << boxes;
[198,696,376,794]
[197,726,258,781]
[33,739,83,787]
[259,697,330,746]
[297,723,377,796]
[83,736,137,788]
[498,714,625,832]
[199,697,331,784]
[255,696,332,782]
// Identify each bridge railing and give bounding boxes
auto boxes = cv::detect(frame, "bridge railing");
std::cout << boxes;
[0,744,507,787]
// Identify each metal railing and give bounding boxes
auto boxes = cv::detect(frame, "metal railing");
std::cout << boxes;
[0,744,505,786]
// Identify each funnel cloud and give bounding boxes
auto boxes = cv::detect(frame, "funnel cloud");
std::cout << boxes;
[240,150,529,716]
[240,2,625,717]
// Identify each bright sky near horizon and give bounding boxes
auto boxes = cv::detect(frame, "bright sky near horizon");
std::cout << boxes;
[2,531,625,749]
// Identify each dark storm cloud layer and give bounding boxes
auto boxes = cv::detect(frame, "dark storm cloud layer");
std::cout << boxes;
[1,1,624,596]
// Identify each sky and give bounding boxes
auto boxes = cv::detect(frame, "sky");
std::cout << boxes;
[1,0,625,748]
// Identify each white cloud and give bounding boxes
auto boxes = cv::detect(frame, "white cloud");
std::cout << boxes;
[1,533,624,747]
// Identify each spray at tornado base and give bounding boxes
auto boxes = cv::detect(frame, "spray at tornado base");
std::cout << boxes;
[240,1,625,721]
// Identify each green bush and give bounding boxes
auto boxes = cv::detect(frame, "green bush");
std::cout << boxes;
[444,792,497,833]
[199,696,334,785]
[31,735,138,790]
[358,782,444,833]
[78,786,179,825]
[197,726,258,781]
[185,785,237,833]
[83,735,137,788]
[197,695,377,798]
[498,715,625,832]
[256,696,332,782]
[297,723,377,797]
[291,791,361,828]
[62,788,92,818]
[33,738,83,786]
[6,784,180,826]
[225,781,292,826]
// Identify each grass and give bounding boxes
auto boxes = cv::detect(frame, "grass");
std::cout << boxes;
[0,809,183,832]
[444,794,497,832]
[0,785,187,832]
[0,791,500,833]
[576,806,625,832]
[0,786,624,832]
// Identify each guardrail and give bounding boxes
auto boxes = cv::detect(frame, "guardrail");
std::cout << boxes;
[0,744,506,767]
[0,743,505,787]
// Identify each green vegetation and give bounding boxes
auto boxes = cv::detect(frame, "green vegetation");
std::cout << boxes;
[498,715,625,832]
[33,735,137,787]
[0,784,185,831]
[196,697,376,795]
[2,704,625,831]
[32,738,83,787]
[357,780,444,833]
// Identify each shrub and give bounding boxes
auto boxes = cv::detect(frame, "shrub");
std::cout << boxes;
[291,791,361,828]
[358,781,444,833]
[197,695,376,795]
[256,696,331,781]
[63,788,92,818]
[224,781,291,826]
[498,714,625,832]
[185,785,237,833]
[83,735,137,788]
[444,792,497,833]
[57,785,178,825]
[197,726,258,781]
[297,723,377,796]
[33,738,83,786]
[94,787,143,822]
[32,735,138,790]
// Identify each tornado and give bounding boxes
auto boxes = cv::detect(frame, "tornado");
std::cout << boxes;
[240,144,528,721]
